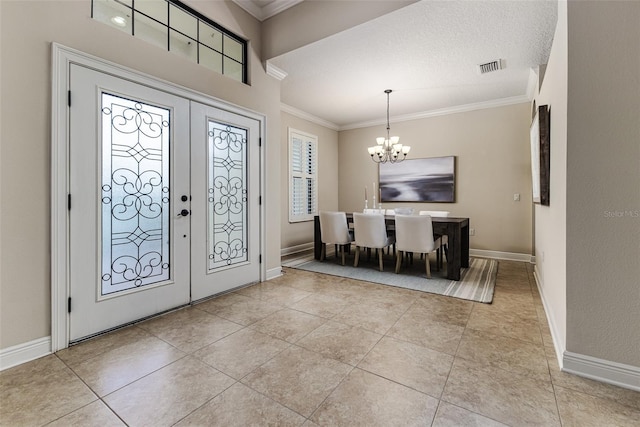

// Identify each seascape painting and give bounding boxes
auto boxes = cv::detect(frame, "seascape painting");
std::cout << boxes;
[380,156,455,202]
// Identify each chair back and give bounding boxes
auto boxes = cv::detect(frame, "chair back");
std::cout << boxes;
[353,212,388,248]
[319,211,352,245]
[419,210,450,217]
[395,214,437,253]
[394,207,414,215]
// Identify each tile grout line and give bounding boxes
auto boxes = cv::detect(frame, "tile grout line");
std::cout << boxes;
[53,353,132,426]
[21,261,635,426]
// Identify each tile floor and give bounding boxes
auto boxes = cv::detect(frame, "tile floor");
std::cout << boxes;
[1,260,639,426]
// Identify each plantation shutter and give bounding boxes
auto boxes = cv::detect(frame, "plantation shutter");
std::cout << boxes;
[289,129,318,222]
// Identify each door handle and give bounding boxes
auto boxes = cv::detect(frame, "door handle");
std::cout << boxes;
[179,209,190,217]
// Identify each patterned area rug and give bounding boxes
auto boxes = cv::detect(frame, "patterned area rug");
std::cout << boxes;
[289,255,497,303]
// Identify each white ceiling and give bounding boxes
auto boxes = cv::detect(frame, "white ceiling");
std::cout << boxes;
[247,0,558,129]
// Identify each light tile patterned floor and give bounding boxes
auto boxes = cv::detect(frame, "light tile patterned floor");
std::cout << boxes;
[1,261,639,426]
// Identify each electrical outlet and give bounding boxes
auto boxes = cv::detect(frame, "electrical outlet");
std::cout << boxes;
[514,193,520,201]
[469,228,475,236]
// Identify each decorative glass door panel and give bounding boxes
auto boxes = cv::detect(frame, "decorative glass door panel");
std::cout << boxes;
[101,93,171,295]
[191,103,261,300]
[69,64,190,341]
[207,121,248,271]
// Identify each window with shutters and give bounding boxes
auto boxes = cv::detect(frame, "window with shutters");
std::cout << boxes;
[288,128,318,223]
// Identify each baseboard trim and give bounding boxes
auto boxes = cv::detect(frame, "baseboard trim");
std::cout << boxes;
[469,249,533,262]
[563,351,640,392]
[0,336,52,371]
[266,266,283,280]
[283,245,532,263]
[532,266,565,368]
[281,242,314,257]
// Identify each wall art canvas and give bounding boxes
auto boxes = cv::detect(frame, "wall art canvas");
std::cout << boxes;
[380,156,455,202]
[530,104,550,205]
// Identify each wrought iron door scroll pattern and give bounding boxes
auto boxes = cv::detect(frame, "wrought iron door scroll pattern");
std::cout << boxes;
[207,121,248,270]
[100,93,171,295]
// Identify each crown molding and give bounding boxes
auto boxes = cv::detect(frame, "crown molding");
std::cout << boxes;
[265,61,288,81]
[232,0,262,20]
[232,0,303,21]
[282,95,531,133]
[281,103,340,131]
[262,0,304,20]
[340,95,531,131]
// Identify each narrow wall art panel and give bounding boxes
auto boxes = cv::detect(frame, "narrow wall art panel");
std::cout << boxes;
[530,104,550,205]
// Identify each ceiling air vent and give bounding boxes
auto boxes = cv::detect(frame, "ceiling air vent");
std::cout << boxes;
[478,59,504,74]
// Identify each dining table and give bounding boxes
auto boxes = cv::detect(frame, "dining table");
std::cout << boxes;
[313,213,470,281]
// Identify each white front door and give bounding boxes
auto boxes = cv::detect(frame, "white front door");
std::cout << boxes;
[190,103,261,300]
[69,64,191,341]
[68,64,262,342]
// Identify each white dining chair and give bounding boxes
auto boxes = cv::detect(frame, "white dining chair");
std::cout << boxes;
[419,210,450,264]
[419,210,450,217]
[394,207,414,215]
[319,211,353,265]
[362,209,390,255]
[353,212,395,271]
[394,214,441,278]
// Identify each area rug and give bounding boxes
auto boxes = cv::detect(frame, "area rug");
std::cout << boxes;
[290,256,497,303]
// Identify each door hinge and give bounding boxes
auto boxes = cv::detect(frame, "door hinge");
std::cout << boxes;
[259,196,262,205]
[68,90,71,107]
[259,254,262,264]
[68,297,71,313]
[67,194,71,210]
[259,137,262,147]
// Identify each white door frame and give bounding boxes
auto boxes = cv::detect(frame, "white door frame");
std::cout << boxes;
[51,43,266,352]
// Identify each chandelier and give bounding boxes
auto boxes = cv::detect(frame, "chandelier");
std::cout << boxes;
[367,89,410,163]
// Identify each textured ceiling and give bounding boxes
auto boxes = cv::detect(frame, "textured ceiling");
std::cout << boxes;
[268,0,557,129]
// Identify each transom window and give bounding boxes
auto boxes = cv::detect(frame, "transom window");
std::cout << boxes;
[92,0,247,83]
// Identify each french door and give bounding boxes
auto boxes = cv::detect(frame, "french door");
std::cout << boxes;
[190,103,261,300]
[68,64,260,341]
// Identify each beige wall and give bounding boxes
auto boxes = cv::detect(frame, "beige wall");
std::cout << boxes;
[262,0,417,60]
[338,103,533,254]
[534,0,568,356]
[0,1,282,350]
[565,1,640,366]
[280,112,339,251]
